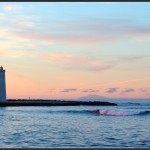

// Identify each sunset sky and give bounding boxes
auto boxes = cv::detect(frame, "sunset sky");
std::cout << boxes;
[0,2,150,99]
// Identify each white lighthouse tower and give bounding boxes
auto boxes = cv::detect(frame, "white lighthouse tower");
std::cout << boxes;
[0,66,7,102]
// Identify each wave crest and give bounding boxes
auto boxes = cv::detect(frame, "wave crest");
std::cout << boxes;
[91,109,150,116]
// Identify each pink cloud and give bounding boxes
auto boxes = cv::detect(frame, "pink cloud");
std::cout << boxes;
[40,52,114,72]
[2,15,150,46]
[13,30,116,46]
[7,18,140,46]
[44,53,85,64]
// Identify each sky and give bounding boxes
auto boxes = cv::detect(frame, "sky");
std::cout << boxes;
[0,2,150,99]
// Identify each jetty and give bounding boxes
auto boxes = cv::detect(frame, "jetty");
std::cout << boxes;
[0,99,117,107]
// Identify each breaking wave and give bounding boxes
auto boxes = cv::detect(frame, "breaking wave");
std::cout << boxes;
[46,109,150,116]
[91,109,150,116]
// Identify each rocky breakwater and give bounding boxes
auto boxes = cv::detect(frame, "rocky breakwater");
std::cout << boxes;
[0,99,117,107]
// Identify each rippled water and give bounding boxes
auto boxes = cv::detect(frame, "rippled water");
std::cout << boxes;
[0,100,150,148]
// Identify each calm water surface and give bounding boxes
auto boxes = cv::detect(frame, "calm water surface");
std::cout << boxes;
[0,99,150,148]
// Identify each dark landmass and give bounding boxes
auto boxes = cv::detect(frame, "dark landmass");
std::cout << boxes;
[0,99,117,107]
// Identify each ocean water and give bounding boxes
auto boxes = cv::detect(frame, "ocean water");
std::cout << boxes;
[0,99,150,148]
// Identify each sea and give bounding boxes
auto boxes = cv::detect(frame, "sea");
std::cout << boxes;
[0,99,150,148]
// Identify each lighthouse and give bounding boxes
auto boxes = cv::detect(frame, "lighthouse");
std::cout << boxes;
[0,66,7,102]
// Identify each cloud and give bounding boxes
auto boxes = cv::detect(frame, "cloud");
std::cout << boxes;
[138,88,150,95]
[48,89,56,93]
[122,88,135,93]
[11,18,128,46]
[92,77,150,88]
[1,11,150,47]
[3,4,21,12]
[65,63,112,71]
[0,49,31,58]
[41,52,114,72]
[61,88,78,92]
[15,19,35,29]
[13,30,109,46]
[42,53,85,64]
[1,5,150,47]
[120,88,150,96]
[106,88,118,93]
[82,89,99,93]
[50,88,99,93]
[3,16,148,46]
[127,26,150,37]
[120,55,148,62]
[138,88,148,93]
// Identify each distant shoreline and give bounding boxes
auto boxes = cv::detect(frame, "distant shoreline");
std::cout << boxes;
[0,99,117,107]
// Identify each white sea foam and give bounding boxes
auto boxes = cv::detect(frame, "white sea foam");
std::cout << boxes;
[91,109,149,116]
